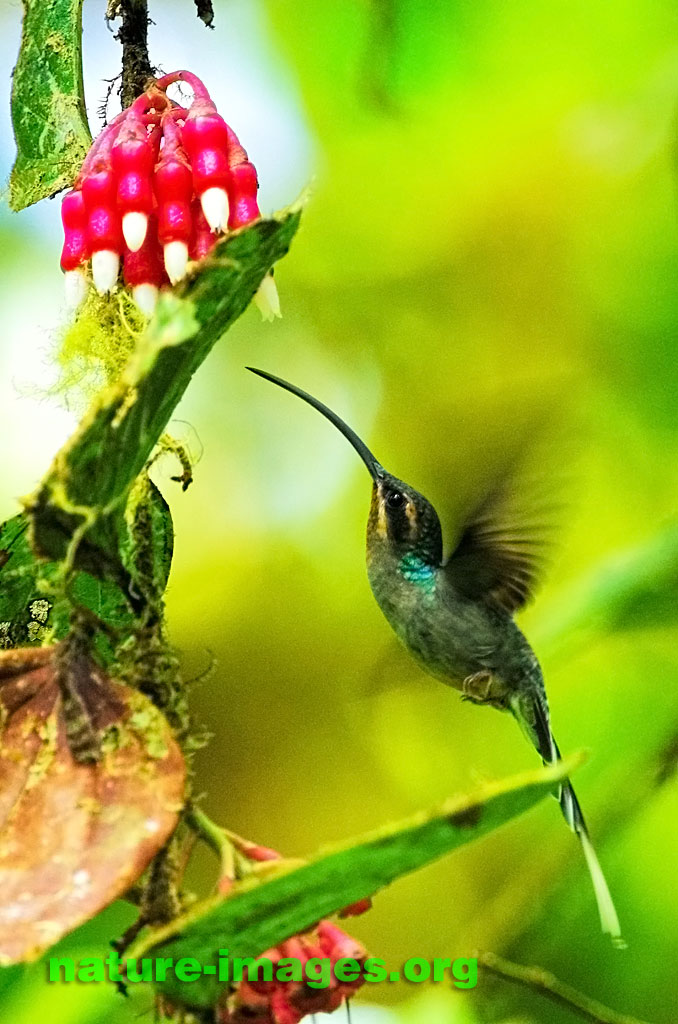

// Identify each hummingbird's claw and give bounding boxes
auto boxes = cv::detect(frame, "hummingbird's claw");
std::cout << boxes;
[461,670,508,710]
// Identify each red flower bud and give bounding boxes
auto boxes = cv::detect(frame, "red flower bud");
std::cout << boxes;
[269,990,303,1024]
[154,152,193,207]
[340,897,373,917]
[111,117,158,179]
[123,215,166,313]
[245,844,282,862]
[117,171,154,214]
[59,69,279,314]
[81,164,116,208]
[122,216,164,288]
[60,190,89,271]
[318,921,367,963]
[157,201,192,247]
[189,199,217,261]
[86,205,122,253]
[181,98,230,156]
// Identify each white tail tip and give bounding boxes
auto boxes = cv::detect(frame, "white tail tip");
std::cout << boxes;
[91,249,120,294]
[164,240,189,284]
[200,186,229,232]
[64,268,88,310]
[254,273,281,322]
[122,211,148,252]
[132,283,159,317]
[579,830,625,948]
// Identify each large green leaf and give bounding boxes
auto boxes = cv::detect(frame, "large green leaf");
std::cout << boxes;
[10,0,91,211]
[128,757,580,1008]
[29,210,300,595]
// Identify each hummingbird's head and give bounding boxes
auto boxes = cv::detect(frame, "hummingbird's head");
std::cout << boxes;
[246,367,443,566]
[368,473,443,566]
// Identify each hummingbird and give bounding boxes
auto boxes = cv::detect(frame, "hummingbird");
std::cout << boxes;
[248,366,623,947]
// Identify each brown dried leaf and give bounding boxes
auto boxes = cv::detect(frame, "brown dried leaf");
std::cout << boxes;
[0,646,186,964]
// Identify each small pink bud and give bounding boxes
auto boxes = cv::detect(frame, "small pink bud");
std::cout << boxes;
[245,844,282,862]
[339,897,373,917]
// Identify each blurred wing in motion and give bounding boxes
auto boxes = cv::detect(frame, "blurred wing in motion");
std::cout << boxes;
[442,420,567,613]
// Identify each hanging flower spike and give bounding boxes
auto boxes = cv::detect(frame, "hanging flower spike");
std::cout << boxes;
[112,110,160,253]
[155,112,194,283]
[60,70,282,320]
[213,833,369,1024]
[81,143,122,295]
[123,214,167,316]
[173,73,231,233]
[60,189,89,308]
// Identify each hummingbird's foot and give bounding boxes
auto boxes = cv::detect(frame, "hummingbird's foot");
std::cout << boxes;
[461,670,508,710]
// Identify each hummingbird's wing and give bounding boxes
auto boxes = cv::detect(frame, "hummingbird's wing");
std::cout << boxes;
[441,451,562,613]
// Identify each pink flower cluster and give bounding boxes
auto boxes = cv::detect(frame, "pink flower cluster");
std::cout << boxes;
[60,71,279,319]
[215,841,371,1024]
[217,921,368,1024]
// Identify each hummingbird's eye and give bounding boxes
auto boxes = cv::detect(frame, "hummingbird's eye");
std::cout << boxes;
[386,491,405,509]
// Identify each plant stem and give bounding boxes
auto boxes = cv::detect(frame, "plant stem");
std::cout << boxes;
[185,806,236,878]
[475,951,654,1024]
[116,0,153,106]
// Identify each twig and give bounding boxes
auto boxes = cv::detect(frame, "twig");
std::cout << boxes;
[108,0,154,106]
[475,951,654,1024]
[193,0,215,28]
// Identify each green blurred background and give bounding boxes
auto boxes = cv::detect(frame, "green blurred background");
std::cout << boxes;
[1,0,678,1021]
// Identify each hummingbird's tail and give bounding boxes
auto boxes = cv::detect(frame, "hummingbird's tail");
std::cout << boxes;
[510,691,625,947]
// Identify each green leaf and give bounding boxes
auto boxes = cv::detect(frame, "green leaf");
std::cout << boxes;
[10,0,91,211]
[0,478,173,658]
[130,756,581,1008]
[30,209,300,592]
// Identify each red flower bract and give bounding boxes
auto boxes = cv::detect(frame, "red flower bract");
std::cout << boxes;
[60,70,279,319]
[213,840,370,1024]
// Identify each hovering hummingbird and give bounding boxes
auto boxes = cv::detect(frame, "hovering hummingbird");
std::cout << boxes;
[248,366,623,947]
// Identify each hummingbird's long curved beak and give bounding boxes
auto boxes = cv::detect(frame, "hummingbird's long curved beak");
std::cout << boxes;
[247,367,384,481]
